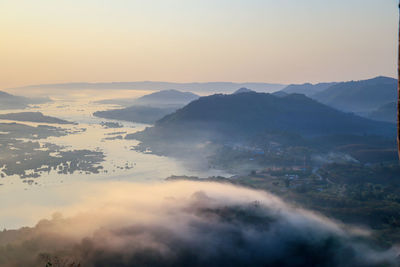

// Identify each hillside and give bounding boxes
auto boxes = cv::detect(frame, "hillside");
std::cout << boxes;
[233,87,254,94]
[368,102,396,123]
[94,106,176,124]
[94,90,200,123]
[0,91,50,110]
[133,90,199,106]
[312,76,397,113]
[97,90,199,107]
[131,92,394,143]
[0,91,26,109]
[281,82,337,96]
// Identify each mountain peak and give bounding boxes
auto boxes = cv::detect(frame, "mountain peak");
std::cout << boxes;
[135,90,199,106]
[153,91,393,139]
[233,87,254,94]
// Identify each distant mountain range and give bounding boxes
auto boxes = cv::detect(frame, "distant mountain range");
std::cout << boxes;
[134,90,199,106]
[94,90,199,123]
[278,76,397,119]
[98,90,199,107]
[131,92,394,146]
[312,76,396,113]
[0,91,50,110]
[13,81,285,94]
[282,82,337,96]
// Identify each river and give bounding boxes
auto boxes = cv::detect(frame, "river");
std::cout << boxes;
[0,89,230,229]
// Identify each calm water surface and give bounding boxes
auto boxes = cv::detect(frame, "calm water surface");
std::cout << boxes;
[0,91,229,229]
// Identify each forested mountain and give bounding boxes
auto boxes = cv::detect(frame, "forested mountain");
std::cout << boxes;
[132,92,394,143]
[311,76,396,113]
[278,77,397,117]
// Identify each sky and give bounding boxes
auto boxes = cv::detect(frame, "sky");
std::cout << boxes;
[0,0,398,88]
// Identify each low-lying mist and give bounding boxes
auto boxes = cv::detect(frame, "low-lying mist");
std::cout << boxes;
[0,181,398,267]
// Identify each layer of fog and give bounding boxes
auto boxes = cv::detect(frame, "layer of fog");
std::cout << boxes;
[0,181,398,267]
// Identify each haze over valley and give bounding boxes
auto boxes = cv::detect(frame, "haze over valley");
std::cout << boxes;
[0,1,399,266]
[1,72,400,266]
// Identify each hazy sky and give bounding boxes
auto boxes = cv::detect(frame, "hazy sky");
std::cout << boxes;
[0,0,397,88]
